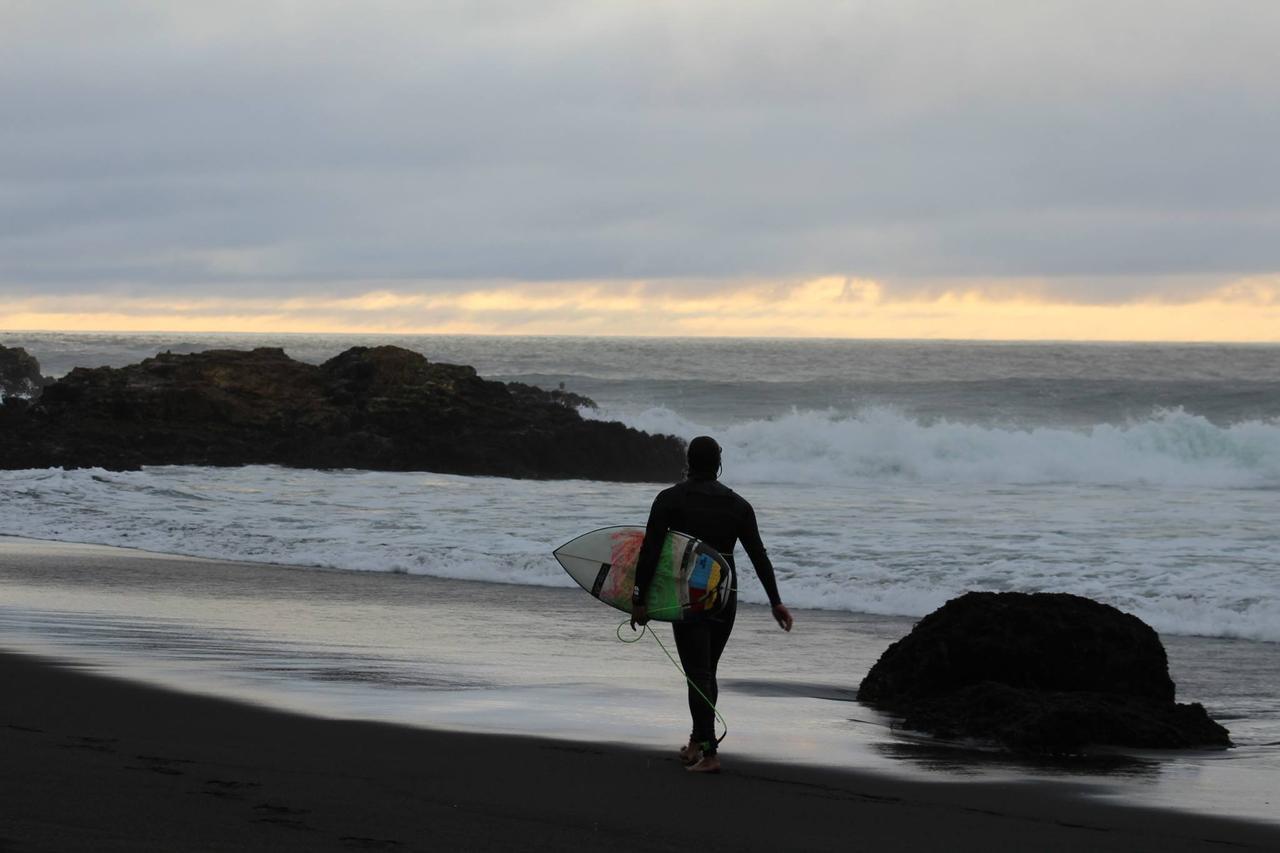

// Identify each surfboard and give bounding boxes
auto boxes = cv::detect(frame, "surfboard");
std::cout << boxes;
[553,526,733,622]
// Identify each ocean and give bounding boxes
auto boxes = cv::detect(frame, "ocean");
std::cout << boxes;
[2,332,1278,821]
[3,333,1278,642]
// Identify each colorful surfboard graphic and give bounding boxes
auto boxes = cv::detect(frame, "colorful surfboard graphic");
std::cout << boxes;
[554,526,733,622]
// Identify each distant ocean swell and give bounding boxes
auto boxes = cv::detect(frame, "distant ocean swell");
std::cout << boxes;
[596,406,1280,489]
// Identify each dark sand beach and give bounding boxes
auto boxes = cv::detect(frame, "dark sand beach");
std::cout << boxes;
[2,538,1278,851]
[6,650,1280,853]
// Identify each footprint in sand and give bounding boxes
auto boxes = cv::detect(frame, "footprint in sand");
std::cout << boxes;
[340,837,403,849]
[61,735,118,753]
[200,778,261,800]
[251,801,315,831]
[128,753,197,775]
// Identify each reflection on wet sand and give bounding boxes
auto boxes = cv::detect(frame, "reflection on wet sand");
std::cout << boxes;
[1,536,1276,825]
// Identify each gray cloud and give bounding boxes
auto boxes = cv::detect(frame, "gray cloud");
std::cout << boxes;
[3,1,1278,303]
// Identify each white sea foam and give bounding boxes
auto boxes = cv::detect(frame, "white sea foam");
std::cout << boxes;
[2,464,1276,643]
[592,406,1280,489]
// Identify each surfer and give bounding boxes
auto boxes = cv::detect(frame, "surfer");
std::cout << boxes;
[630,435,793,774]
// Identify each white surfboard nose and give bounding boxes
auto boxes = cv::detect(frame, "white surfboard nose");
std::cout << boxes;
[553,548,608,590]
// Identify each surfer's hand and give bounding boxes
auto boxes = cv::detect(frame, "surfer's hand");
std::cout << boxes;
[630,605,649,630]
[772,603,794,632]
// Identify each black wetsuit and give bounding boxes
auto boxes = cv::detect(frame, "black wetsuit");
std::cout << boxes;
[633,476,781,754]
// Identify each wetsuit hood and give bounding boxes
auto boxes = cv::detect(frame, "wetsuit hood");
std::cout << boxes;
[686,435,722,480]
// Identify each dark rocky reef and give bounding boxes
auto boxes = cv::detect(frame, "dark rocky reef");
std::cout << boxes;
[0,345,52,402]
[858,592,1231,754]
[0,345,685,481]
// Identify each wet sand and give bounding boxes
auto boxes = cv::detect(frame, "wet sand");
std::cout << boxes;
[2,536,1278,850]
[6,649,1280,853]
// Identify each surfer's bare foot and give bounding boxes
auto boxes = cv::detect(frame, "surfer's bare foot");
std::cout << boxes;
[678,740,701,765]
[686,754,720,774]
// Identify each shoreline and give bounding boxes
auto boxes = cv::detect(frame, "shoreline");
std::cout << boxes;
[3,526,1276,647]
[5,649,1279,852]
[3,535,1278,848]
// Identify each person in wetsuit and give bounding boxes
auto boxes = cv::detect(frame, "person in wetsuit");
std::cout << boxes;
[630,435,794,774]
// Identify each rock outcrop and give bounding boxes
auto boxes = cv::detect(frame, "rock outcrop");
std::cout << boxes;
[0,345,51,402]
[0,345,685,481]
[858,591,1231,753]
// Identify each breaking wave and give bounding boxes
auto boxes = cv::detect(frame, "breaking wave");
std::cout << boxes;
[597,406,1280,489]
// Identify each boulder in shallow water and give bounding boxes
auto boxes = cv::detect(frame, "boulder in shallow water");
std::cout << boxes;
[857,591,1231,753]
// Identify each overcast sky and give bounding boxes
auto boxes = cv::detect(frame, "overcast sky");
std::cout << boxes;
[3,1,1278,337]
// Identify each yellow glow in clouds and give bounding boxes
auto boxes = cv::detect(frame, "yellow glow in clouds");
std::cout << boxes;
[3,276,1279,341]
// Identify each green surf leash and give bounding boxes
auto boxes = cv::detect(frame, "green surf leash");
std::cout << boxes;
[615,601,730,750]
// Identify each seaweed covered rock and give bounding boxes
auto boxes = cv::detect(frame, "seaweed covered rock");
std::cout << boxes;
[858,592,1231,753]
[0,345,684,481]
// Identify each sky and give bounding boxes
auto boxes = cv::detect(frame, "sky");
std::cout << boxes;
[3,1,1278,340]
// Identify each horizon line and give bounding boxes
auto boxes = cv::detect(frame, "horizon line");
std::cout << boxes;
[4,328,1279,347]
